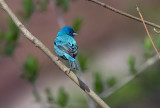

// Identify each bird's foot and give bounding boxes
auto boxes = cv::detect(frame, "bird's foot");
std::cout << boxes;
[55,56,59,61]
[68,68,71,74]
[65,68,71,74]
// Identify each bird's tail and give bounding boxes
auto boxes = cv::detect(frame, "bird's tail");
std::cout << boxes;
[69,60,79,71]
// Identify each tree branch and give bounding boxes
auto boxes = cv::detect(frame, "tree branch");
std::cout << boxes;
[100,54,159,98]
[51,0,65,29]
[0,0,109,108]
[87,0,160,29]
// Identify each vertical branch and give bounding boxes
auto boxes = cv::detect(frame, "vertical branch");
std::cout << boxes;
[51,0,65,29]
[136,6,160,59]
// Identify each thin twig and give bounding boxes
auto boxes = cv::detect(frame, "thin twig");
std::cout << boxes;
[137,6,160,59]
[100,54,159,98]
[32,84,47,108]
[87,0,160,29]
[0,0,109,108]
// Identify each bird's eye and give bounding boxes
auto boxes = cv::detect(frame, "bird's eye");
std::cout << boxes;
[69,32,72,34]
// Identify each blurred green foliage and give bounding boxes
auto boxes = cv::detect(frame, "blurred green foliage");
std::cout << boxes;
[106,77,116,87]
[4,29,18,44]
[45,88,55,104]
[37,0,49,12]
[140,64,160,93]
[4,43,15,55]
[8,18,19,36]
[0,32,3,54]
[0,31,3,40]
[56,0,69,12]
[57,87,69,107]
[151,31,160,53]
[127,55,136,74]
[22,0,34,20]
[144,37,152,52]
[105,63,160,108]
[144,37,153,58]
[93,72,104,94]
[77,52,89,72]
[0,0,36,55]
[156,35,160,49]
[72,17,83,33]
[1,19,20,55]
[105,79,143,108]
[21,55,39,84]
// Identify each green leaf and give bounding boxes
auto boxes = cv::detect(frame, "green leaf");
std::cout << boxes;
[4,29,19,43]
[72,17,83,33]
[56,0,69,12]
[106,77,116,87]
[3,28,19,55]
[45,88,55,104]
[4,43,15,55]
[144,37,152,52]
[93,72,104,94]
[22,55,39,84]
[8,18,19,36]
[77,52,88,72]
[4,30,14,43]
[0,46,2,55]
[22,0,34,20]
[0,32,4,41]
[38,0,50,12]
[0,32,4,55]
[128,55,135,66]
[57,87,68,107]
[157,36,160,49]
[127,55,136,74]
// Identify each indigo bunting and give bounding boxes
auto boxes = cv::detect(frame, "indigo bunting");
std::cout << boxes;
[54,26,79,70]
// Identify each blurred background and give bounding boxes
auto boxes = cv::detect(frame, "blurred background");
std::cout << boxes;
[0,0,160,108]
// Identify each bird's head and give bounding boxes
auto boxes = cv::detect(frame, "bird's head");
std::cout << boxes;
[58,26,78,38]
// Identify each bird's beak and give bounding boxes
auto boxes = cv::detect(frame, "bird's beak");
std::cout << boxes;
[73,32,78,36]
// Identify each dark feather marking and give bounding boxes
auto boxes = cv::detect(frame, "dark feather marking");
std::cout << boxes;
[61,55,67,60]
[54,40,77,58]
[54,41,56,45]
[57,45,77,58]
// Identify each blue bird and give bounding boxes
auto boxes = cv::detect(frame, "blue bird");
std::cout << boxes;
[54,26,79,70]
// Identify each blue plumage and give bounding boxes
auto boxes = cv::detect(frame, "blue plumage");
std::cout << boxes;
[54,26,79,70]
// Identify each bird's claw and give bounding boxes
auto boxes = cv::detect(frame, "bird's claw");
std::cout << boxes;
[68,68,71,74]
[56,56,59,61]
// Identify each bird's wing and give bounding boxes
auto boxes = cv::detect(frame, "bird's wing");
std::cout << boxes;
[54,37,78,58]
